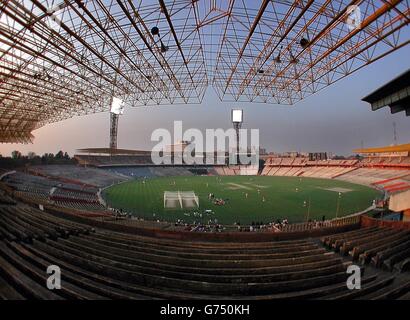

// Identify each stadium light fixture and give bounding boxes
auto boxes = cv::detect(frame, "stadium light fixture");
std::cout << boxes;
[290,51,299,64]
[150,26,169,53]
[151,26,160,36]
[110,97,125,115]
[274,45,283,64]
[160,40,169,53]
[232,109,243,123]
[300,37,309,48]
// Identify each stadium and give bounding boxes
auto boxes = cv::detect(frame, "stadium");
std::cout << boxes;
[1,0,410,304]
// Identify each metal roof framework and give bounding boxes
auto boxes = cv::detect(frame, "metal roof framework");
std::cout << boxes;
[1,0,409,143]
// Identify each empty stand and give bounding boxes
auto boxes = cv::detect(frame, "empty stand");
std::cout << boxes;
[323,227,410,273]
[261,156,410,184]
[0,203,409,300]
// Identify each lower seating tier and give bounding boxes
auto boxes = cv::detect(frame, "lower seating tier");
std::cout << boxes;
[0,205,410,300]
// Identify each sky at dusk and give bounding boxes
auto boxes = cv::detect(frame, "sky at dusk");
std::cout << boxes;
[1,45,409,158]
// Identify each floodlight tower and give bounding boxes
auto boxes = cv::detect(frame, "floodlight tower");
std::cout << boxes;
[109,97,124,150]
[109,56,124,151]
[231,109,243,165]
[109,113,119,149]
[393,122,398,145]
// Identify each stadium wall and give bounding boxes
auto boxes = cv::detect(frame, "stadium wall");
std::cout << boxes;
[41,207,360,242]
[360,215,410,230]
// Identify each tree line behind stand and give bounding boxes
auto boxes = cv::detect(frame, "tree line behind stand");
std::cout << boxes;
[0,150,75,168]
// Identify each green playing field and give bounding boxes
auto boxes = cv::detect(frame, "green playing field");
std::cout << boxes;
[102,175,382,225]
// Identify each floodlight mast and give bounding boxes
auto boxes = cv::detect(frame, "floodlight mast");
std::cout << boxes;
[109,57,122,153]
[109,97,124,151]
[232,109,243,165]
[109,112,119,150]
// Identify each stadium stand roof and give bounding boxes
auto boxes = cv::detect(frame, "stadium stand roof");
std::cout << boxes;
[362,69,410,116]
[353,143,410,154]
[1,1,409,143]
[76,148,151,155]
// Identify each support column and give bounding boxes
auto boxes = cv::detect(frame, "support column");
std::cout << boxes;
[233,122,242,165]
[110,112,119,150]
[403,209,410,222]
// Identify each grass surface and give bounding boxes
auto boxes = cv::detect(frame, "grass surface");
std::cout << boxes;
[102,175,381,225]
